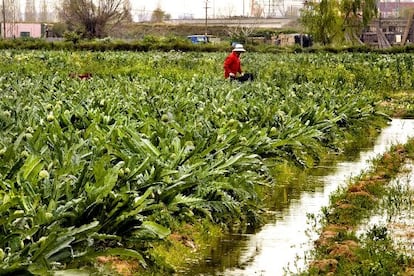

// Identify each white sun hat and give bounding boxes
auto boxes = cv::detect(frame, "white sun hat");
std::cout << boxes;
[232,44,246,52]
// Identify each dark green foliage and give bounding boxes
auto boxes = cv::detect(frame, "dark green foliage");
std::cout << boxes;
[0,50,403,274]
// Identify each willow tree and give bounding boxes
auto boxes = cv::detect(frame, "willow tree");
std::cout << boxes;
[300,0,377,45]
[59,0,131,38]
[300,0,341,45]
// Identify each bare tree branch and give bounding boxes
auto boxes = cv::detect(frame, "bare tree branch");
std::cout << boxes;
[59,0,130,38]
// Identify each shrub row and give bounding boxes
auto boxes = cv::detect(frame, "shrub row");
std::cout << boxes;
[5,37,414,54]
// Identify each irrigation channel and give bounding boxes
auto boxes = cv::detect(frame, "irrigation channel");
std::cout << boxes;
[179,118,414,276]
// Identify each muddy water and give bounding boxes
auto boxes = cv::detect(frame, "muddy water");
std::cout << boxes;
[182,119,414,276]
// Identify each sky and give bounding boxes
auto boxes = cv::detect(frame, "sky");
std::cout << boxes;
[134,0,247,20]
[16,0,304,21]
[18,0,414,22]
[132,0,305,20]
[17,0,244,20]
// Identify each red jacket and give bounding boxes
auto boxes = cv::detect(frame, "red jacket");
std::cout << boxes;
[223,52,242,78]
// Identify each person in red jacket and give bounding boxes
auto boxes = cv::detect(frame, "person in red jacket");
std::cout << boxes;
[223,44,254,82]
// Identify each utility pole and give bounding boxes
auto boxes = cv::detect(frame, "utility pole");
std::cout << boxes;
[204,0,210,35]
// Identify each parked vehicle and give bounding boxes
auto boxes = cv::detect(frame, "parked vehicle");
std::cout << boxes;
[187,35,220,44]
[187,35,209,44]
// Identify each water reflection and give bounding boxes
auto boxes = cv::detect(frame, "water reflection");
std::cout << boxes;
[181,119,414,276]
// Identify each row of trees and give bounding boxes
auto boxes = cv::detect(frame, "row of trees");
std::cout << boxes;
[1,0,52,23]
[61,0,379,43]
[61,0,379,42]
[1,0,171,38]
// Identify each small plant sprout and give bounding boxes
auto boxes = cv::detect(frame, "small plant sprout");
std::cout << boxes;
[47,112,55,122]
[39,170,50,180]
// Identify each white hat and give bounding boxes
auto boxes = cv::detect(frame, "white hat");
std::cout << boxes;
[233,44,246,52]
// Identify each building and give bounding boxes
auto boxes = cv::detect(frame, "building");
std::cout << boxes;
[378,1,414,18]
[0,23,44,38]
[361,2,414,48]
[275,33,313,47]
